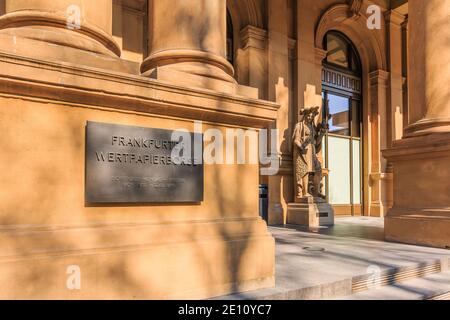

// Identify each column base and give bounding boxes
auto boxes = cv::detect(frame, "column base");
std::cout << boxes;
[267,168,294,226]
[383,132,450,248]
[404,118,450,137]
[145,66,258,99]
[369,172,393,217]
[0,10,120,57]
[385,210,450,249]
[287,197,334,227]
[141,49,236,83]
[0,30,136,74]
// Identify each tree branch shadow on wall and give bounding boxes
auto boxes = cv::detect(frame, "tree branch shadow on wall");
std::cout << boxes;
[5,0,449,300]
[0,2,257,300]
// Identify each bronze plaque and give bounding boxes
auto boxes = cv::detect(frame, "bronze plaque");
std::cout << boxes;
[85,121,203,203]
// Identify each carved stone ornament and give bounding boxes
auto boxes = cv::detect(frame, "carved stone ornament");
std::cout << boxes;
[348,0,363,17]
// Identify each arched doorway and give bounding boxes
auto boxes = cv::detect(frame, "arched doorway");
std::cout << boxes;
[322,31,363,216]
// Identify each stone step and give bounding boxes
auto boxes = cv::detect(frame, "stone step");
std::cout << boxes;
[428,290,450,300]
[337,270,450,300]
[351,260,442,293]
[214,258,449,300]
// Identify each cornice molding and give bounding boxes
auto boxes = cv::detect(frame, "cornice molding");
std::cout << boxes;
[314,48,327,66]
[0,51,279,129]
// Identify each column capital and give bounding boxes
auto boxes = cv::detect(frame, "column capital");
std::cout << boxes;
[369,70,390,86]
[314,48,327,66]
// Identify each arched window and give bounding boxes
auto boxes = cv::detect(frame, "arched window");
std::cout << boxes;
[324,31,361,73]
[321,31,363,216]
[322,31,362,136]
[226,9,234,65]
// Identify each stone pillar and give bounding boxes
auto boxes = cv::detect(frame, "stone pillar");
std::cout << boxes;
[296,3,321,110]
[141,0,235,84]
[369,70,392,217]
[0,0,120,57]
[383,0,450,248]
[404,0,450,134]
[385,10,406,142]
[266,0,291,225]
[236,25,268,99]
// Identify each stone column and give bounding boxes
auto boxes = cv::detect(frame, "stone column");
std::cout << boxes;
[141,0,235,83]
[404,0,450,134]
[0,0,120,57]
[383,0,450,248]
[369,70,392,217]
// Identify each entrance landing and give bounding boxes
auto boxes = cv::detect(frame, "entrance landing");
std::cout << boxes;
[215,217,450,300]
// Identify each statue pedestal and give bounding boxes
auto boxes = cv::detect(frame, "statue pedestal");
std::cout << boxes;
[287,197,334,227]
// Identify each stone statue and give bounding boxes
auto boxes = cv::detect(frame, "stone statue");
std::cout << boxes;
[292,106,329,199]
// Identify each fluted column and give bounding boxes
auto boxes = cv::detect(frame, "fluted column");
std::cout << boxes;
[0,0,120,57]
[404,0,450,135]
[383,0,450,248]
[141,0,235,83]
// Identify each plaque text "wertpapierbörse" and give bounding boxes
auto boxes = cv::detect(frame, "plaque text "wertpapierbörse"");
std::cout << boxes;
[95,135,200,166]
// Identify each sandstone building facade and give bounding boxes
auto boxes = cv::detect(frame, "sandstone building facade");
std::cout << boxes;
[0,0,448,299]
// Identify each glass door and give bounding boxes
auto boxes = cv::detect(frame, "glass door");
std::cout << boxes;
[322,91,362,216]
